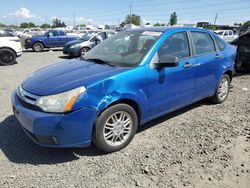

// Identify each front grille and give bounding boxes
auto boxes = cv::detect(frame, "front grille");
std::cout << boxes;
[17,86,42,112]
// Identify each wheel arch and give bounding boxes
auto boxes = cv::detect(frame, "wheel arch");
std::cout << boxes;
[0,46,17,56]
[224,70,233,81]
[97,98,142,125]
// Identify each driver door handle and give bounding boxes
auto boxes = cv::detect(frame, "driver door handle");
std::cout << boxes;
[183,62,193,68]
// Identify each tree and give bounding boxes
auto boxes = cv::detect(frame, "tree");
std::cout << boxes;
[154,22,161,27]
[20,22,36,28]
[0,23,6,27]
[41,23,51,29]
[125,14,141,26]
[20,22,29,28]
[169,12,177,26]
[243,20,250,27]
[52,18,66,28]
[29,22,35,27]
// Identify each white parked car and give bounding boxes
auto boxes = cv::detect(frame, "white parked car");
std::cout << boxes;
[0,30,22,65]
[214,30,238,43]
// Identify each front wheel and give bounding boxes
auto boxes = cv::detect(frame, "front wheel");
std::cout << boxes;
[93,104,138,153]
[0,48,16,66]
[210,74,230,104]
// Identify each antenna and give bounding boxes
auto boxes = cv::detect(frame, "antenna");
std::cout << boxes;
[214,13,218,25]
[129,0,132,24]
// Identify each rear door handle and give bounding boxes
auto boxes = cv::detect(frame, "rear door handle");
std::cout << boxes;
[215,54,221,59]
[183,62,193,68]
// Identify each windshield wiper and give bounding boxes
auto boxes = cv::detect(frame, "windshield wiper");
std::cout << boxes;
[83,58,115,67]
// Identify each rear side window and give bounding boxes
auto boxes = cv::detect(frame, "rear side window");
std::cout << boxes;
[158,32,190,59]
[213,35,226,51]
[191,32,215,55]
[0,30,14,37]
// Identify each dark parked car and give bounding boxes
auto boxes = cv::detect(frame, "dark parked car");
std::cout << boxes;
[231,32,250,71]
[25,30,79,52]
[63,31,115,57]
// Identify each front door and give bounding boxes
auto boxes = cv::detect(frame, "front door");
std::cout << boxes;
[146,31,196,118]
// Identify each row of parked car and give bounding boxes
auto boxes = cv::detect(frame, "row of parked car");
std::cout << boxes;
[0,28,250,72]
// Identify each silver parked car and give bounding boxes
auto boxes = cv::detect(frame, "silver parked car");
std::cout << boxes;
[63,31,116,57]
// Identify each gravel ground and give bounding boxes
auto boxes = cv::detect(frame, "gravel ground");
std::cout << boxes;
[0,49,249,188]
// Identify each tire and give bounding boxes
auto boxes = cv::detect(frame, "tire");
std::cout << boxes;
[32,42,44,52]
[210,74,230,104]
[80,47,90,56]
[0,48,16,66]
[93,104,138,153]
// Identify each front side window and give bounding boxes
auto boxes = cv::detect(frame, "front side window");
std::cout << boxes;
[83,30,162,67]
[191,32,215,55]
[158,32,190,59]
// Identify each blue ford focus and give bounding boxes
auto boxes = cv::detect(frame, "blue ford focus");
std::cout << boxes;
[12,27,236,152]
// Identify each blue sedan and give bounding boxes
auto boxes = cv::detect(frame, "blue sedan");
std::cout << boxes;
[12,27,236,152]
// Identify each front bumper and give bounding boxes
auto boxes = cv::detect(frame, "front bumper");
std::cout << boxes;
[63,46,80,57]
[11,91,97,148]
[24,42,32,49]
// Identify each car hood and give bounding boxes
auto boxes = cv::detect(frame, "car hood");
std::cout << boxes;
[22,59,128,96]
[65,39,87,47]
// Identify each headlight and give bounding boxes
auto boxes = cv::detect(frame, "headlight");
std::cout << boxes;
[69,44,80,49]
[37,86,86,113]
[26,39,31,43]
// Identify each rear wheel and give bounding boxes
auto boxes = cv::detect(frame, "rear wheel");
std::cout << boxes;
[93,104,138,153]
[32,42,44,52]
[0,48,16,66]
[210,74,230,103]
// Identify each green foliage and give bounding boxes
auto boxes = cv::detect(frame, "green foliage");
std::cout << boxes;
[243,20,250,27]
[20,22,36,28]
[125,14,141,26]
[154,23,161,27]
[0,22,6,27]
[169,12,177,26]
[52,18,66,28]
[41,23,51,29]
[204,25,216,31]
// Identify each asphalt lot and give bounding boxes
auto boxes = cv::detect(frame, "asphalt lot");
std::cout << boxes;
[0,49,250,188]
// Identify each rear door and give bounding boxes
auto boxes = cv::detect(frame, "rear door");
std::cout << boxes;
[58,31,67,46]
[190,31,220,100]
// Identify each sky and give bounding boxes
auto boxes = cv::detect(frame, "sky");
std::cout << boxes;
[0,0,250,26]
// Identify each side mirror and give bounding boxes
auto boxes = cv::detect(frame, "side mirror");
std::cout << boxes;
[153,55,179,69]
[47,34,50,38]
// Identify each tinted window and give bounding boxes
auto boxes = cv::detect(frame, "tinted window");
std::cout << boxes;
[158,32,190,59]
[191,32,215,55]
[214,35,226,51]
[0,30,14,37]
[59,31,66,36]
[52,31,59,36]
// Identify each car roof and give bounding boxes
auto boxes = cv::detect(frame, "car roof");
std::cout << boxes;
[127,26,209,33]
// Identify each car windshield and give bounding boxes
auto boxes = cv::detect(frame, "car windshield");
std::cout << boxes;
[80,32,97,40]
[82,30,162,67]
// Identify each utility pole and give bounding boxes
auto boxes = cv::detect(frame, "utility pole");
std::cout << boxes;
[73,11,76,26]
[129,0,132,24]
[214,13,218,25]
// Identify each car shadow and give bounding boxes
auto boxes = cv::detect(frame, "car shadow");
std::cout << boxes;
[0,115,103,165]
[233,72,250,78]
[22,48,63,53]
[0,100,210,165]
[58,55,75,59]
